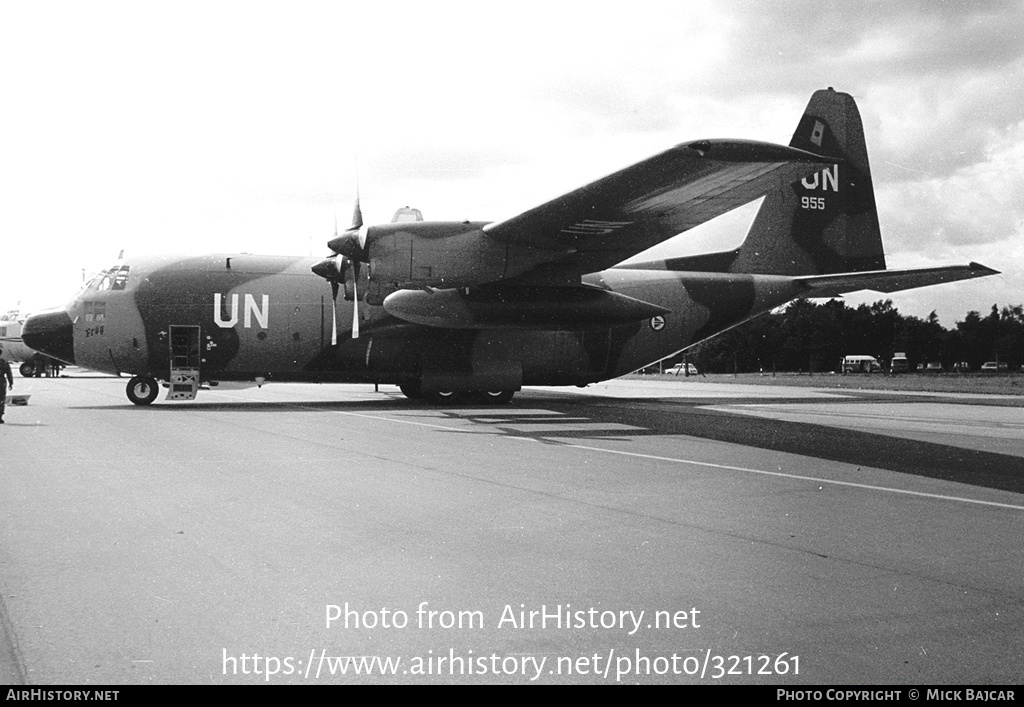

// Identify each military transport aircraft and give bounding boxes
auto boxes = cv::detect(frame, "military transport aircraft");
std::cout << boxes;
[0,307,43,376]
[23,89,996,405]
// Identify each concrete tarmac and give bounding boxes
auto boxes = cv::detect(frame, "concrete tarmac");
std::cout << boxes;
[1,374,1022,684]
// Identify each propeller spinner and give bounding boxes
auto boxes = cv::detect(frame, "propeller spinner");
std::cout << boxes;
[327,198,369,264]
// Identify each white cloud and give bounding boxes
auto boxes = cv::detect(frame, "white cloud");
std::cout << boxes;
[0,0,1020,325]
[877,121,1024,252]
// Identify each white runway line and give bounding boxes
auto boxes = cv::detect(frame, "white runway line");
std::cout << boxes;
[565,444,1024,511]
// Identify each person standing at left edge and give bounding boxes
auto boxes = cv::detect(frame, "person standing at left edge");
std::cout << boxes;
[0,344,13,423]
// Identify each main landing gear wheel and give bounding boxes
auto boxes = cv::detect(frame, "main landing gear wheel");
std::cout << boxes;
[425,390,462,406]
[19,362,35,377]
[399,381,423,400]
[126,376,159,406]
[480,389,515,404]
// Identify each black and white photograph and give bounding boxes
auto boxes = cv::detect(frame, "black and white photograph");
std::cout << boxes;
[1,0,1022,689]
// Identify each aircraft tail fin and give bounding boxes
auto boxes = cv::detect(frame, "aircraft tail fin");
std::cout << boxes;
[734,88,885,275]
[652,88,886,276]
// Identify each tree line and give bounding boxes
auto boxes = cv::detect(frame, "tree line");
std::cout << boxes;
[686,300,1024,374]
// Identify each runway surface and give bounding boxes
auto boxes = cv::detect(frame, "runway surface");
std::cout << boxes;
[2,374,1022,684]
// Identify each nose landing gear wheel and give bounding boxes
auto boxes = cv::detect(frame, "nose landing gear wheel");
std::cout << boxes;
[126,376,159,406]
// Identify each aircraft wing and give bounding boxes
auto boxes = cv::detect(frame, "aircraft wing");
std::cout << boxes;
[483,139,835,280]
[795,263,999,299]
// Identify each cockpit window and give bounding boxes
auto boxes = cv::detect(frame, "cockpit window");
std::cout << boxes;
[111,265,130,290]
[84,265,130,291]
[85,270,108,291]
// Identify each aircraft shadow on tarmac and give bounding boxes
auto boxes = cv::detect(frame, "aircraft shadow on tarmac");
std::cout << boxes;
[450,392,1024,495]
[72,397,419,414]
[70,390,1024,494]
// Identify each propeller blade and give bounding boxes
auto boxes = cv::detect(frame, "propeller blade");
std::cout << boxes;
[317,204,363,345]
[351,274,359,340]
[330,280,339,346]
[350,260,363,339]
[322,191,367,340]
[350,194,363,230]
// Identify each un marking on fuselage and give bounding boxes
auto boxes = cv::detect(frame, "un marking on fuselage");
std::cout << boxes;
[214,293,270,329]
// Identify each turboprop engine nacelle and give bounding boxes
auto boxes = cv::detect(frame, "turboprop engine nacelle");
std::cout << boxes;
[342,222,548,290]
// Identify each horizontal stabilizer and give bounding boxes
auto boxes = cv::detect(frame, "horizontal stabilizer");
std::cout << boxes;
[796,262,999,298]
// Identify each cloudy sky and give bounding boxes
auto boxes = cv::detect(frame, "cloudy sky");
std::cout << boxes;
[2,0,1022,325]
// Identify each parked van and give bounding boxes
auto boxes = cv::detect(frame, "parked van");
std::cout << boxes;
[890,352,909,373]
[842,355,882,373]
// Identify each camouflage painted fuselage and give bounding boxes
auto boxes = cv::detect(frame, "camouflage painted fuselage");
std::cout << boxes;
[65,253,802,389]
[26,89,997,398]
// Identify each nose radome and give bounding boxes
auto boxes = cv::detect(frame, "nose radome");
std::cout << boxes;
[22,309,76,365]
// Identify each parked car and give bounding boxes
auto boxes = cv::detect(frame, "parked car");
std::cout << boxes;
[924,362,943,373]
[667,363,699,376]
[890,353,909,373]
[981,361,1009,372]
[952,362,970,372]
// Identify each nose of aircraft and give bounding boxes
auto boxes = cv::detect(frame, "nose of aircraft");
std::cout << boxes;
[22,309,76,365]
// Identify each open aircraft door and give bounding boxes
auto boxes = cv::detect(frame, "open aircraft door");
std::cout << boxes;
[167,325,201,401]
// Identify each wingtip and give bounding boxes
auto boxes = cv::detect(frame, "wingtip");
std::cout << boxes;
[969,261,1000,275]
